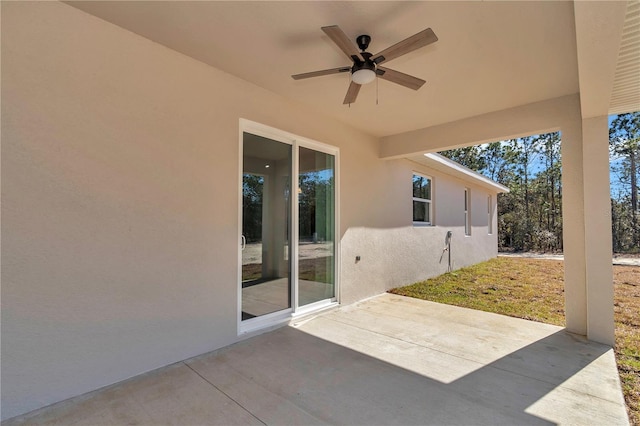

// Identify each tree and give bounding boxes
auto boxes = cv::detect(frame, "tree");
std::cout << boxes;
[533,132,562,250]
[439,146,486,171]
[509,136,541,251]
[482,142,517,183]
[242,174,264,242]
[439,132,562,252]
[438,121,640,254]
[609,112,640,251]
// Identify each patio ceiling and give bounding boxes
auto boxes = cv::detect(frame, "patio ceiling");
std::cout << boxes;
[66,1,638,139]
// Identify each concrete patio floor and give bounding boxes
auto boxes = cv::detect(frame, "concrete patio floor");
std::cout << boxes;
[4,294,629,425]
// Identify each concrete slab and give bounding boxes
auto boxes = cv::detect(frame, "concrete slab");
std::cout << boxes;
[3,294,629,426]
[498,252,640,266]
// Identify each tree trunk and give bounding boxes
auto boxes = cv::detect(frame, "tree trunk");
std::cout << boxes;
[630,148,638,247]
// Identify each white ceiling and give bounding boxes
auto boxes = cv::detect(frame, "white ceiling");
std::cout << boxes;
[66,1,632,138]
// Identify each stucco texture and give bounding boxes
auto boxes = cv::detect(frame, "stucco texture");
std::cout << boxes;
[1,1,499,419]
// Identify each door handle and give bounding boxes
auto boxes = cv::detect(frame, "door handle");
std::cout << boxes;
[241,235,246,251]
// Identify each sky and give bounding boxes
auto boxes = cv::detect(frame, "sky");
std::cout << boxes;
[608,114,628,198]
[468,114,629,198]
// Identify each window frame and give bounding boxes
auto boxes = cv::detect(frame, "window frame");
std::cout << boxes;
[412,172,433,226]
[464,188,471,236]
[487,194,493,235]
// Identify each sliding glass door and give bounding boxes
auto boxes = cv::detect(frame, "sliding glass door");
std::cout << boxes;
[241,133,292,320]
[240,124,337,328]
[298,147,335,306]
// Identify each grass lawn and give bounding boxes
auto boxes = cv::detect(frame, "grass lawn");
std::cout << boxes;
[389,257,639,425]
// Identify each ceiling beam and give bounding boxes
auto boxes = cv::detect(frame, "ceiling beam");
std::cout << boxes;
[379,95,579,159]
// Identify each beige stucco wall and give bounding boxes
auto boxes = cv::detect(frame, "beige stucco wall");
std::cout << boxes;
[340,164,499,305]
[1,2,499,419]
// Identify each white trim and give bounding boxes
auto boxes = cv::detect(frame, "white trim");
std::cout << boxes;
[239,308,293,335]
[237,123,244,335]
[334,151,341,305]
[424,153,509,193]
[240,119,297,146]
[238,119,340,335]
[291,141,300,312]
[487,194,493,235]
[464,187,471,236]
[291,299,338,318]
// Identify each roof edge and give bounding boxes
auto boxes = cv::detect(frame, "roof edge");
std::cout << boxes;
[424,153,510,193]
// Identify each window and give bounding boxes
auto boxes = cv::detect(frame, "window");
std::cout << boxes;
[464,188,471,236]
[413,173,432,225]
[487,195,493,235]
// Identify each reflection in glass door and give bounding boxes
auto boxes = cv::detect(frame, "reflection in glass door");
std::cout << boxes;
[241,133,291,320]
[240,124,337,327]
[298,147,335,306]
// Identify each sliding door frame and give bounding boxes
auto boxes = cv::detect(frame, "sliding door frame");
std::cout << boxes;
[238,119,340,335]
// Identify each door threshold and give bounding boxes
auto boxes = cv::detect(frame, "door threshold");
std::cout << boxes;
[239,308,293,335]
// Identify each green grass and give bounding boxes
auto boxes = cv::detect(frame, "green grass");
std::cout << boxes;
[390,257,640,425]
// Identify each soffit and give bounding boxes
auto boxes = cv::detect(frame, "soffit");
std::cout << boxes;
[574,0,634,118]
[66,1,580,138]
[610,0,640,115]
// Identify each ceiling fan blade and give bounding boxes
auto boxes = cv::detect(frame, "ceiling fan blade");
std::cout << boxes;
[377,67,426,90]
[372,28,438,65]
[343,81,361,104]
[292,67,351,80]
[322,25,361,62]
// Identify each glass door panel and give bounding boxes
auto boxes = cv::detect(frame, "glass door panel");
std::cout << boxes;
[241,133,291,320]
[298,147,335,306]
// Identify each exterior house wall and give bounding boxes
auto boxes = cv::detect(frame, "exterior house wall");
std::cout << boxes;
[1,2,500,420]
[341,164,500,305]
[379,93,616,346]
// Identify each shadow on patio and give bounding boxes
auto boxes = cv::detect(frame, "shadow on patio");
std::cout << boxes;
[4,294,628,425]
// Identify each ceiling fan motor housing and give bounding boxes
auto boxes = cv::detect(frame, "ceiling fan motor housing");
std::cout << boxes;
[352,52,376,73]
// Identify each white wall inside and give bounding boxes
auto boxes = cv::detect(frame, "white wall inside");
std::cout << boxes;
[1,2,499,419]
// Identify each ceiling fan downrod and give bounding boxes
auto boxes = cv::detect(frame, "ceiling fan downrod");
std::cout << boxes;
[356,34,371,51]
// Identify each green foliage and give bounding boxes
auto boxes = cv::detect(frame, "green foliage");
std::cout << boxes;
[440,132,563,252]
[242,174,264,242]
[298,172,334,242]
[610,112,640,252]
[439,146,487,171]
[439,117,640,254]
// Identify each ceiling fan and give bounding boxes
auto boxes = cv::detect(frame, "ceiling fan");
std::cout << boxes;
[292,25,438,104]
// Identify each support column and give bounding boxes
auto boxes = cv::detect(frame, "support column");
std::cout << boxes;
[582,116,614,345]
[561,115,615,346]
[561,118,588,337]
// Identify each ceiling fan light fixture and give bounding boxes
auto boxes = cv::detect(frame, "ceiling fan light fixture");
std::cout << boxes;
[351,68,376,85]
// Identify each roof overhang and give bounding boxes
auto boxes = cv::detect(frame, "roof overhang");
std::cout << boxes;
[409,153,510,194]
